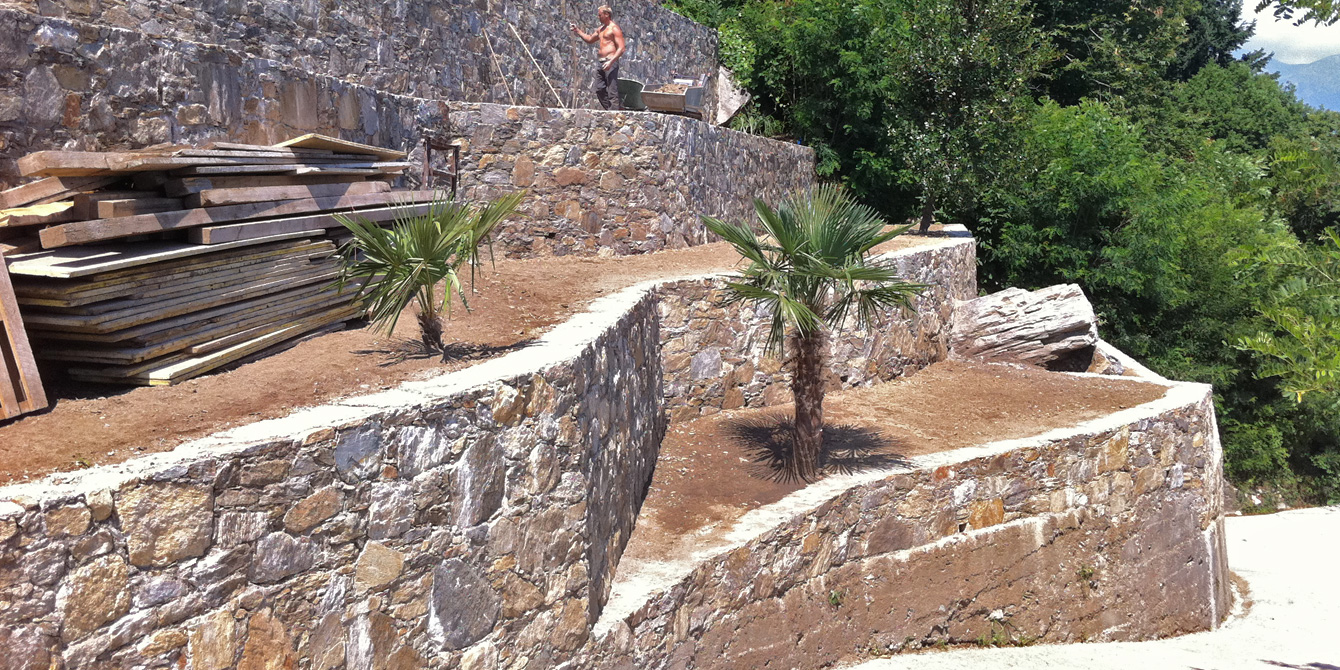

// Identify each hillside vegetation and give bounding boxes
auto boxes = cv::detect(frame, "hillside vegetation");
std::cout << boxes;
[668,0,1340,506]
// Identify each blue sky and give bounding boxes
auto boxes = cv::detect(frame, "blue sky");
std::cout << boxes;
[1240,3,1340,64]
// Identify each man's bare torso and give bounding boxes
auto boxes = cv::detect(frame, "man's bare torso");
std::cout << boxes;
[597,21,622,59]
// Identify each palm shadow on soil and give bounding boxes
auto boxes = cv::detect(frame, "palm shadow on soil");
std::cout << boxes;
[354,338,535,366]
[725,415,912,484]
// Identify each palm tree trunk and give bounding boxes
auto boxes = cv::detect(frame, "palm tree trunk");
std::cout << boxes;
[919,191,935,234]
[418,286,445,353]
[790,330,826,481]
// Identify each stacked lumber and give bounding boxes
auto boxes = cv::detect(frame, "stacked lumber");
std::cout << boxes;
[7,234,360,385]
[0,133,430,253]
[0,134,432,387]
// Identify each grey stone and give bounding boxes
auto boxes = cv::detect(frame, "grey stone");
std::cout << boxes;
[134,577,187,608]
[690,347,723,380]
[334,425,382,478]
[428,559,500,651]
[248,532,315,584]
[950,284,1098,367]
[368,482,415,540]
[216,511,270,546]
[454,435,504,528]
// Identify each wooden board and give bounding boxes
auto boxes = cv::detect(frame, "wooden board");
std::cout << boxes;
[13,240,330,293]
[0,201,77,228]
[96,197,185,218]
[6,231,315,278]
[0,175,122,210]
[0,261,48,419]
[34,284,347,345]
[274,133,408,160]
[22,264,339,333]
[189,202,436,244]
[164,174,375,197]
[68,304,358,385]
[17,150,394,177]
[171,161,411,176]
[41,190,436,248]
[72,191,161,219]
[186,180,390,208]
[34,295,353,364]
[14,243,333,306]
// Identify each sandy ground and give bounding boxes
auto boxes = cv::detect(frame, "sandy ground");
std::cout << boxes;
[0,234,933,485]
[846,505,1340,670]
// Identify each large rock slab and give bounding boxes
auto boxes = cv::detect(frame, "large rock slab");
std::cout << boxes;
[950,284,1098,367]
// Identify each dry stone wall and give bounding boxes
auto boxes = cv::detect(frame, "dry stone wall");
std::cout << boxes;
[4,0,716,110]
[0,285,667,670]
[448,102,816,258]
[0,233,1230,670]
[1,0,719,184]
[585,381,1229,669]
[658,234,975,420]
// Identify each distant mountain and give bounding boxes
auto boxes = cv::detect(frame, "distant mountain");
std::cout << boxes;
[1268,54,1340,111]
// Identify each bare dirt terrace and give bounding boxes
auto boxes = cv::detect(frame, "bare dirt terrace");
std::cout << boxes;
[618,360,1169,576]
[0,234,937,485]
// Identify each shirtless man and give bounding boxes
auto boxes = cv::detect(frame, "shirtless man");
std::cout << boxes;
[570,5,626,110]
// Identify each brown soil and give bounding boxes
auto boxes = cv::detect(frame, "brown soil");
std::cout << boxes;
[0,234,934,485]
[649,83,691,94]
[622,360,1168,562]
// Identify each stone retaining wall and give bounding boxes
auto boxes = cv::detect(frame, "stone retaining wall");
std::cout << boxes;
[0,233,1230,670]
[1,0,719,185]
[447,103,816,258]
[584,381,1229,669]
[0,284,667,670]
[658,234,974,419]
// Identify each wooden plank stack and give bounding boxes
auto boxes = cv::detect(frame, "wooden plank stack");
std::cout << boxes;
[0,135,433,387]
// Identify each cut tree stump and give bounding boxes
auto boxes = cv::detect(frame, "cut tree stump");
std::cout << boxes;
[949,284,1098,368]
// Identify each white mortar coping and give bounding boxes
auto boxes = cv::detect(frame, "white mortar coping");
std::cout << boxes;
[0,235,975,508]
[593,371,1211,637]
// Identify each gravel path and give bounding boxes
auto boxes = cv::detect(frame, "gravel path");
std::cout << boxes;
[847,506,1340,670]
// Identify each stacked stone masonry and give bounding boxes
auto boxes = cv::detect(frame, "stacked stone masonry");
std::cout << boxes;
[658,234,974,419]
[0,235,1229,669]
[584,383,1229,669]
[449,103,815,258]
[0,0,723,187]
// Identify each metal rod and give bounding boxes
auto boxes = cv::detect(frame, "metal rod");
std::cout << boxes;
[505,20,566,109]
[481,27,518,107]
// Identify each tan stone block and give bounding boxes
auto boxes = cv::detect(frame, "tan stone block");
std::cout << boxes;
[499,573,544,618]
[1098,431,1130,473]
[117,482,213,567]
[137,628,188,657]
[968,498,1005,529]
[800,532,822,554]
[555,167,587,186]
[189,609,237,670]
[512,156,535,187]
[0,518,15,543]
[355,541,405,594]
[238,609,296,670]
[308,612,344,670]
[284,486,343,534]
[490,385,525,426]
[722,387,745,410]
[551,599,589,651]
[460,641,498,670]
[46,505,91,537]
[86,490,113,521]
[57,554,130,640]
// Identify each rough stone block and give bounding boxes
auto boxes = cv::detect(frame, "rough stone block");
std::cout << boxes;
[117,482,214,567]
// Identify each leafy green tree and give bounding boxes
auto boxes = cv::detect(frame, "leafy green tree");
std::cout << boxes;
[336,192,525,356]
[1167,0,1256,81]
[1254,0,1340,25]
[1237,229,1340,399]
[701,185,923,480]
[1028,0,1196,106]
[1158,62,1312,155]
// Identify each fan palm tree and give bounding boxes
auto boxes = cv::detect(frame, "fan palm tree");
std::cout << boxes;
[701,185,924,481]
[335,191,525,357]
